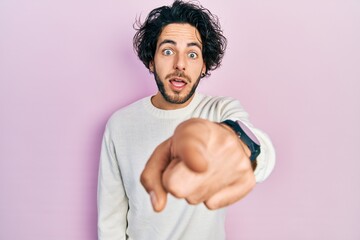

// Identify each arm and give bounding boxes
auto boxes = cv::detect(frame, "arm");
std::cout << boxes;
[97,126,128,240]
[141,98,276,212]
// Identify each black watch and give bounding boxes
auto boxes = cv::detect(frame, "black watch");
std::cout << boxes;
[221,119,261,161]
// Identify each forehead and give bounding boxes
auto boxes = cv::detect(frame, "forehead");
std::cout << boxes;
[157,23,202,47]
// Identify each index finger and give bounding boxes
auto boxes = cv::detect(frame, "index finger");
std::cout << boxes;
[140,138,171,212]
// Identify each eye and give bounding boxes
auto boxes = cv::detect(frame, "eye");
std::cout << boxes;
[188,52,198,59]
[162,49,174,56]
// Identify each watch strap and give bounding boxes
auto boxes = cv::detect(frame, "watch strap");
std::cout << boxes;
[221,120,261,161]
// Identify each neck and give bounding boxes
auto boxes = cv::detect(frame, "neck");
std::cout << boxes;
[151,92,195,110]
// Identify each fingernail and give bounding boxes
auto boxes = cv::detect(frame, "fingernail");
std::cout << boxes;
[150,191,157,210]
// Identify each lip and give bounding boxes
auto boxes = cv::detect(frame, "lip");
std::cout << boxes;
[169,77,187,91]
[168,76,187,83]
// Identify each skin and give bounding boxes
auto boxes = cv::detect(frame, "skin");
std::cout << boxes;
[149,23,206,110]
[141,23,256,212]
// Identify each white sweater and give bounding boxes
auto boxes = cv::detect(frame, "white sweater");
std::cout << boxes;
[97,93,275,240]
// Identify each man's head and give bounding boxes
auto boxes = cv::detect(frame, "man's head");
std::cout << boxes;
[133,1,227,109]
[133,0,227,77]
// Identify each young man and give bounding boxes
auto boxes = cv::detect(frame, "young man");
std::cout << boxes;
[98,1,275,239]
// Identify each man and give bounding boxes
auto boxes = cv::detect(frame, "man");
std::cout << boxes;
[97,1,275,239]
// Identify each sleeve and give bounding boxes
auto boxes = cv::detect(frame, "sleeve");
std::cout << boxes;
[97,125,129,240]
[220,98,276,183]
[244,126,276,183]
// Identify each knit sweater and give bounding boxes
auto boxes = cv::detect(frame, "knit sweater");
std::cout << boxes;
[97,93,276,240]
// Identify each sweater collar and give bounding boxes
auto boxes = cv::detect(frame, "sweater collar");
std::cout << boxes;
[143,93,203,119]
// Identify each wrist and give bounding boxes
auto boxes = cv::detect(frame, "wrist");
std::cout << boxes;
[219,123,251,157]
[220,120,261,171]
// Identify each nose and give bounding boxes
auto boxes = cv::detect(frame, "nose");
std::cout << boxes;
[174,54,186,71]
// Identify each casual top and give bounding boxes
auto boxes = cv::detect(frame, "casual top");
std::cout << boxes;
[97,93,276,240]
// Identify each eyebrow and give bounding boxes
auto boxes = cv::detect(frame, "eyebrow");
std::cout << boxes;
[158,39,202,50]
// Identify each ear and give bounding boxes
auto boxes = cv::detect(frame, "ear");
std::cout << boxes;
[149,61,154,73]
[201,63,206,77]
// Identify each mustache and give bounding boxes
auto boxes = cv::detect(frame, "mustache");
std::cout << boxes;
[165,70,191,83]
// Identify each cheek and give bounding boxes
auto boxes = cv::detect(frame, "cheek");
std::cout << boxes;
[155,56,173,71]
[189,62,205,74]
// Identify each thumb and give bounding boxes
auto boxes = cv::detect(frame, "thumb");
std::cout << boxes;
[140,138,171,212]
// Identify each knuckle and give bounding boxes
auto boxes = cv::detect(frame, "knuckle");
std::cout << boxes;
[185,196,201,205]
[163,172,189,198]
[237,157,253,173]
[140,171,151,187]
[204,200,220,210]
[166,183,186,198]
[249,176,256,189]
[243,174,256,194]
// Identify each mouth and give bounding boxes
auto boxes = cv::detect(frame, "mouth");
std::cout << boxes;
[169,77,187,89]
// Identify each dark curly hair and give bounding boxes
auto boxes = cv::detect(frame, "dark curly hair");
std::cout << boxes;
[133,0,227,77]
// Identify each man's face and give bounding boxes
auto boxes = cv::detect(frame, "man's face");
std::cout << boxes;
[150,23,206,110]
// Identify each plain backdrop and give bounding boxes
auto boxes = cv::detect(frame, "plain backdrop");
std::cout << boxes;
[0,0,359,239]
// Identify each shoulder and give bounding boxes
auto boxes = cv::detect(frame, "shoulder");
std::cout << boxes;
[190,94,248,122]
[106,96,150,131]
[197,94,244,111]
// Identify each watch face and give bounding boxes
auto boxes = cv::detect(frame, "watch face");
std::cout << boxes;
[236,120,260,145]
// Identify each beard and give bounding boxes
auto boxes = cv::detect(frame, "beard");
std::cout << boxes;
[153,68,202,105]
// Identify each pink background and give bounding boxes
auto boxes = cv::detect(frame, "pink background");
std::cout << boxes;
[1,0,359,239]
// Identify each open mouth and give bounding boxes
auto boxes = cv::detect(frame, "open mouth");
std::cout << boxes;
[170,78,187,88]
